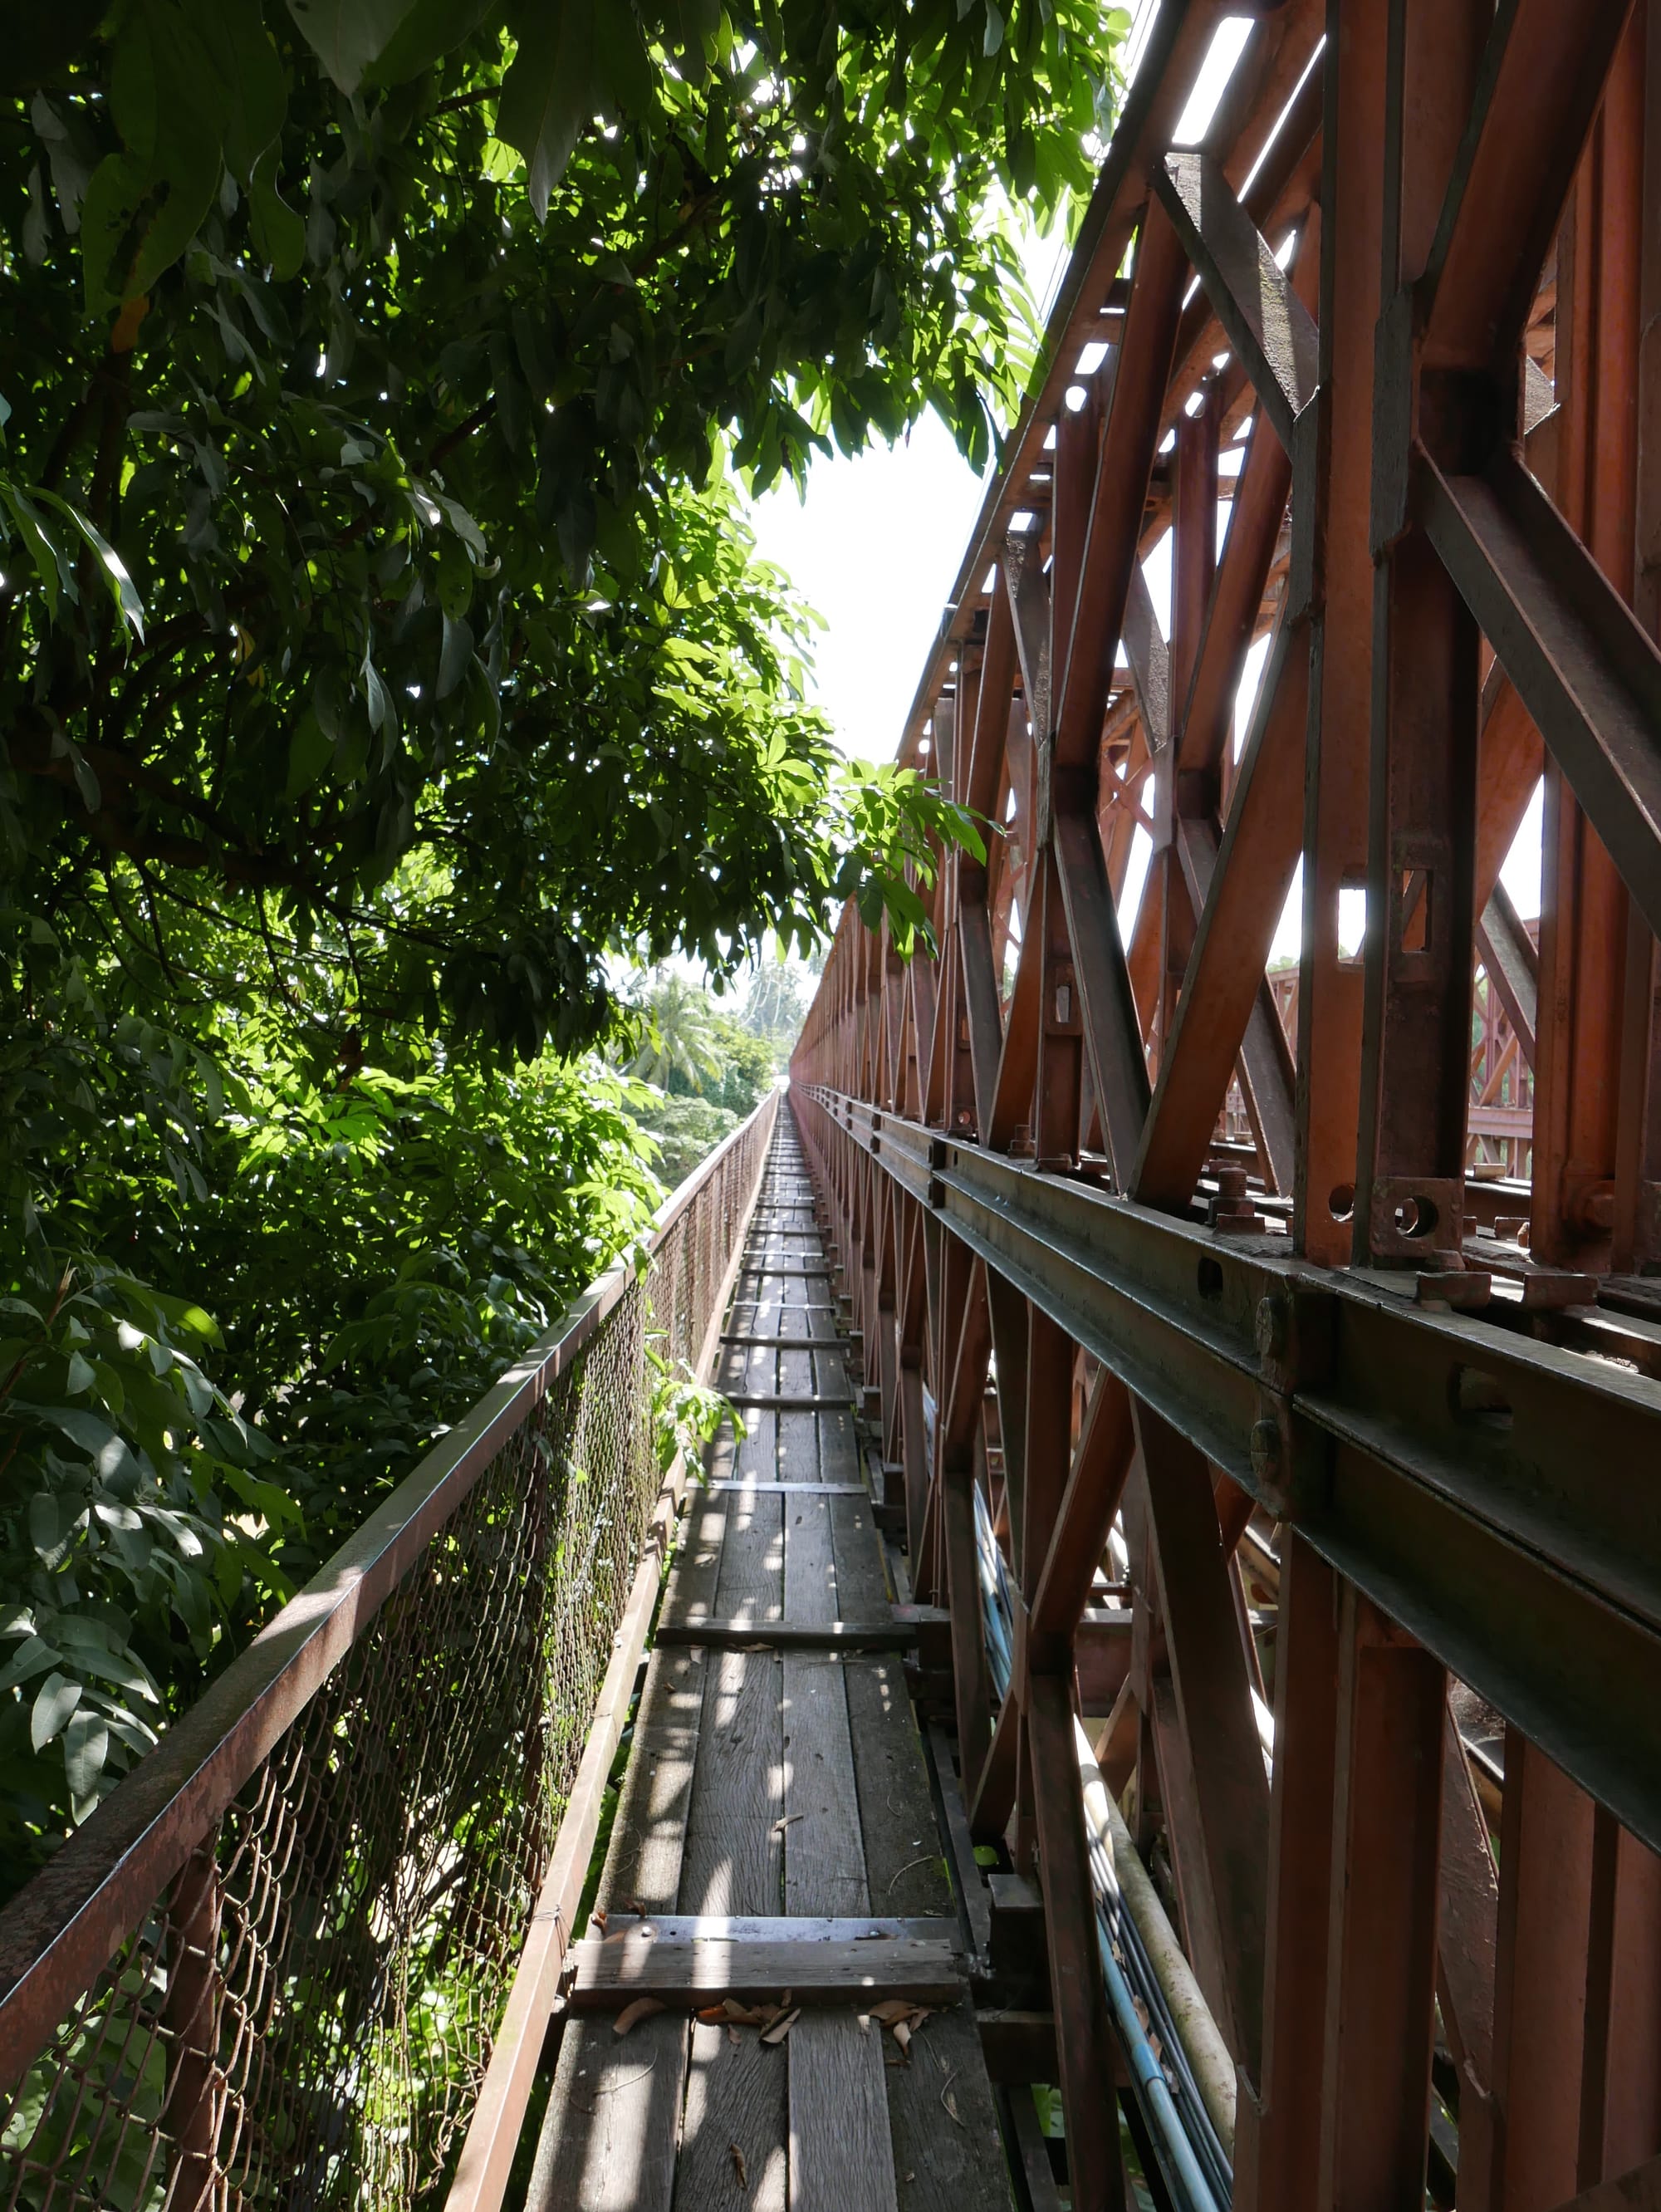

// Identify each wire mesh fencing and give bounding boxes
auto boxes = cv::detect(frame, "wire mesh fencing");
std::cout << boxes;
[0,1091,777,2212]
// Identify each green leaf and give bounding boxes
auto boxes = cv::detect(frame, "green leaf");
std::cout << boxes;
[659,0,721,75]
[437,611,473,699]
[63,1708,110,1807]
[370,0,502,84]
[87,0,230,302]
[286,709,335,798]
[28,1492,66,1565]
[249,147,306,280]
[81,128,219,309]
[285,0,420,92]
[499,0,597,221]
[0,481,75,618]
[0,1636,62,1697]
[197,0,288,182]
[31,1672,82,1754]
[32,491,146,640]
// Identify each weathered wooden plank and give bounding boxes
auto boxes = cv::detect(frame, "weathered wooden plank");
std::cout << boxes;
[844,1660,954,1924]
[723,1332,847,1348]
[710,1481,868,1496]
[569,1926,964,2008]
[675,2023,787,2211]
[785,1489,840,1624]
[530,1650,703,2212]
[829,1493,891,1620]
[525,2013,690,2212]
[787,2010,899,2212]
[777,1299,821,1482]
[732,1393,859,1412]
[816,1386,862,1482]
[600,1650,708,1915]
[680,1647,785,1919]
[657,1619,916,1651]
[669,1154,798,2210]
[840,1640,1012,2212]
[660,1492,729,1631]
[715,1486,785,1621]
[777,1389,903,2212]
[783,1656,868,1916]
[584,1913,958,1944]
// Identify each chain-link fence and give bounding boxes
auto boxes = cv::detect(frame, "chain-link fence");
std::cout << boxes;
[0,1091,777,2212]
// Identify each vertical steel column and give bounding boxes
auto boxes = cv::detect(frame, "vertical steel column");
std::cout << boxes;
[1317,1590,1445,2209]
[1236,1535,1340,2212]
[1296,0,1388,1259]
[1531,26,1643,1271]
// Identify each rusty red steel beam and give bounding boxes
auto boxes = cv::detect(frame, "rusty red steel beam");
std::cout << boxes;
[1316,1590,1446,2203]
[1132,616,1311,1207]
[791,0,1661,2195]
[1154,151,1320,454]
[1422,452,1661,947]
[1054,202,1190,780]
[1133,1398,1271,2075]
[1423,0,1639,375]
[1352,0,1487,1271]
[890,0,1291,768]
[1026,1670,1129,2211]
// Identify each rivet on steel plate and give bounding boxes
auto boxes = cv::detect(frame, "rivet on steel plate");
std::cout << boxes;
[1249,1419,1281,1484]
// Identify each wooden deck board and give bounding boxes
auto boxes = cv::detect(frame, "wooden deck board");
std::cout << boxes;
[524,1115,1009,2212]
[569,1922,963,2007]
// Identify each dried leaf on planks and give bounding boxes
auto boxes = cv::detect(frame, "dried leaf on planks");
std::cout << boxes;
[869,1998,933,2057]
[612,1996,664,2038]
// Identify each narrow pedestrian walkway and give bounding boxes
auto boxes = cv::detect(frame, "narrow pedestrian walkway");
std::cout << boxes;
[523,1104,1013,2210]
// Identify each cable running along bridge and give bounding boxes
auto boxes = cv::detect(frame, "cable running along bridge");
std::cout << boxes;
[9,0,1661,2207]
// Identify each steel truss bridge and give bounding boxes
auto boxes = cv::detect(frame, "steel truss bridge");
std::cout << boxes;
[789,0,1661,2201]
[7,2,1661,2210]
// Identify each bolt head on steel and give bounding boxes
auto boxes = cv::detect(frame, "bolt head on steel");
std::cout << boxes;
[1255,1295,1289,1360]
[1250,1418,1281,1479]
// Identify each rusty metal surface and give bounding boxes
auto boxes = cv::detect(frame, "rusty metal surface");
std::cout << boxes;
[788,0,1661,2197]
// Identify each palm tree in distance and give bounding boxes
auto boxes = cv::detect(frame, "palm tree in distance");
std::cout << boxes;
[625,973,723,1092]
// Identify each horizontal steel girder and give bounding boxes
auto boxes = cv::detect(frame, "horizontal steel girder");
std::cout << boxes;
[801,1085,1661,1852]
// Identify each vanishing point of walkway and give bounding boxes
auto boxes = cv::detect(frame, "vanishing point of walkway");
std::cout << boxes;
[523,1106,1013,2210]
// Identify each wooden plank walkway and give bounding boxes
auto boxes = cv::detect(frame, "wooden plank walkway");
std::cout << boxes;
[524,1106,1014,2212]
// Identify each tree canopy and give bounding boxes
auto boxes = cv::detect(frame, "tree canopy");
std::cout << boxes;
[0,0,1124,1872]
[2,0,1116,1052]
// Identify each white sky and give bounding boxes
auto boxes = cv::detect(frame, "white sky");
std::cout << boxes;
[745,410,995,765]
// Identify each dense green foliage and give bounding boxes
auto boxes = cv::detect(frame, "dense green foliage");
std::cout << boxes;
[2,0,1100,1038]
[0,0,1122,1878]
[0,915,662,1876]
